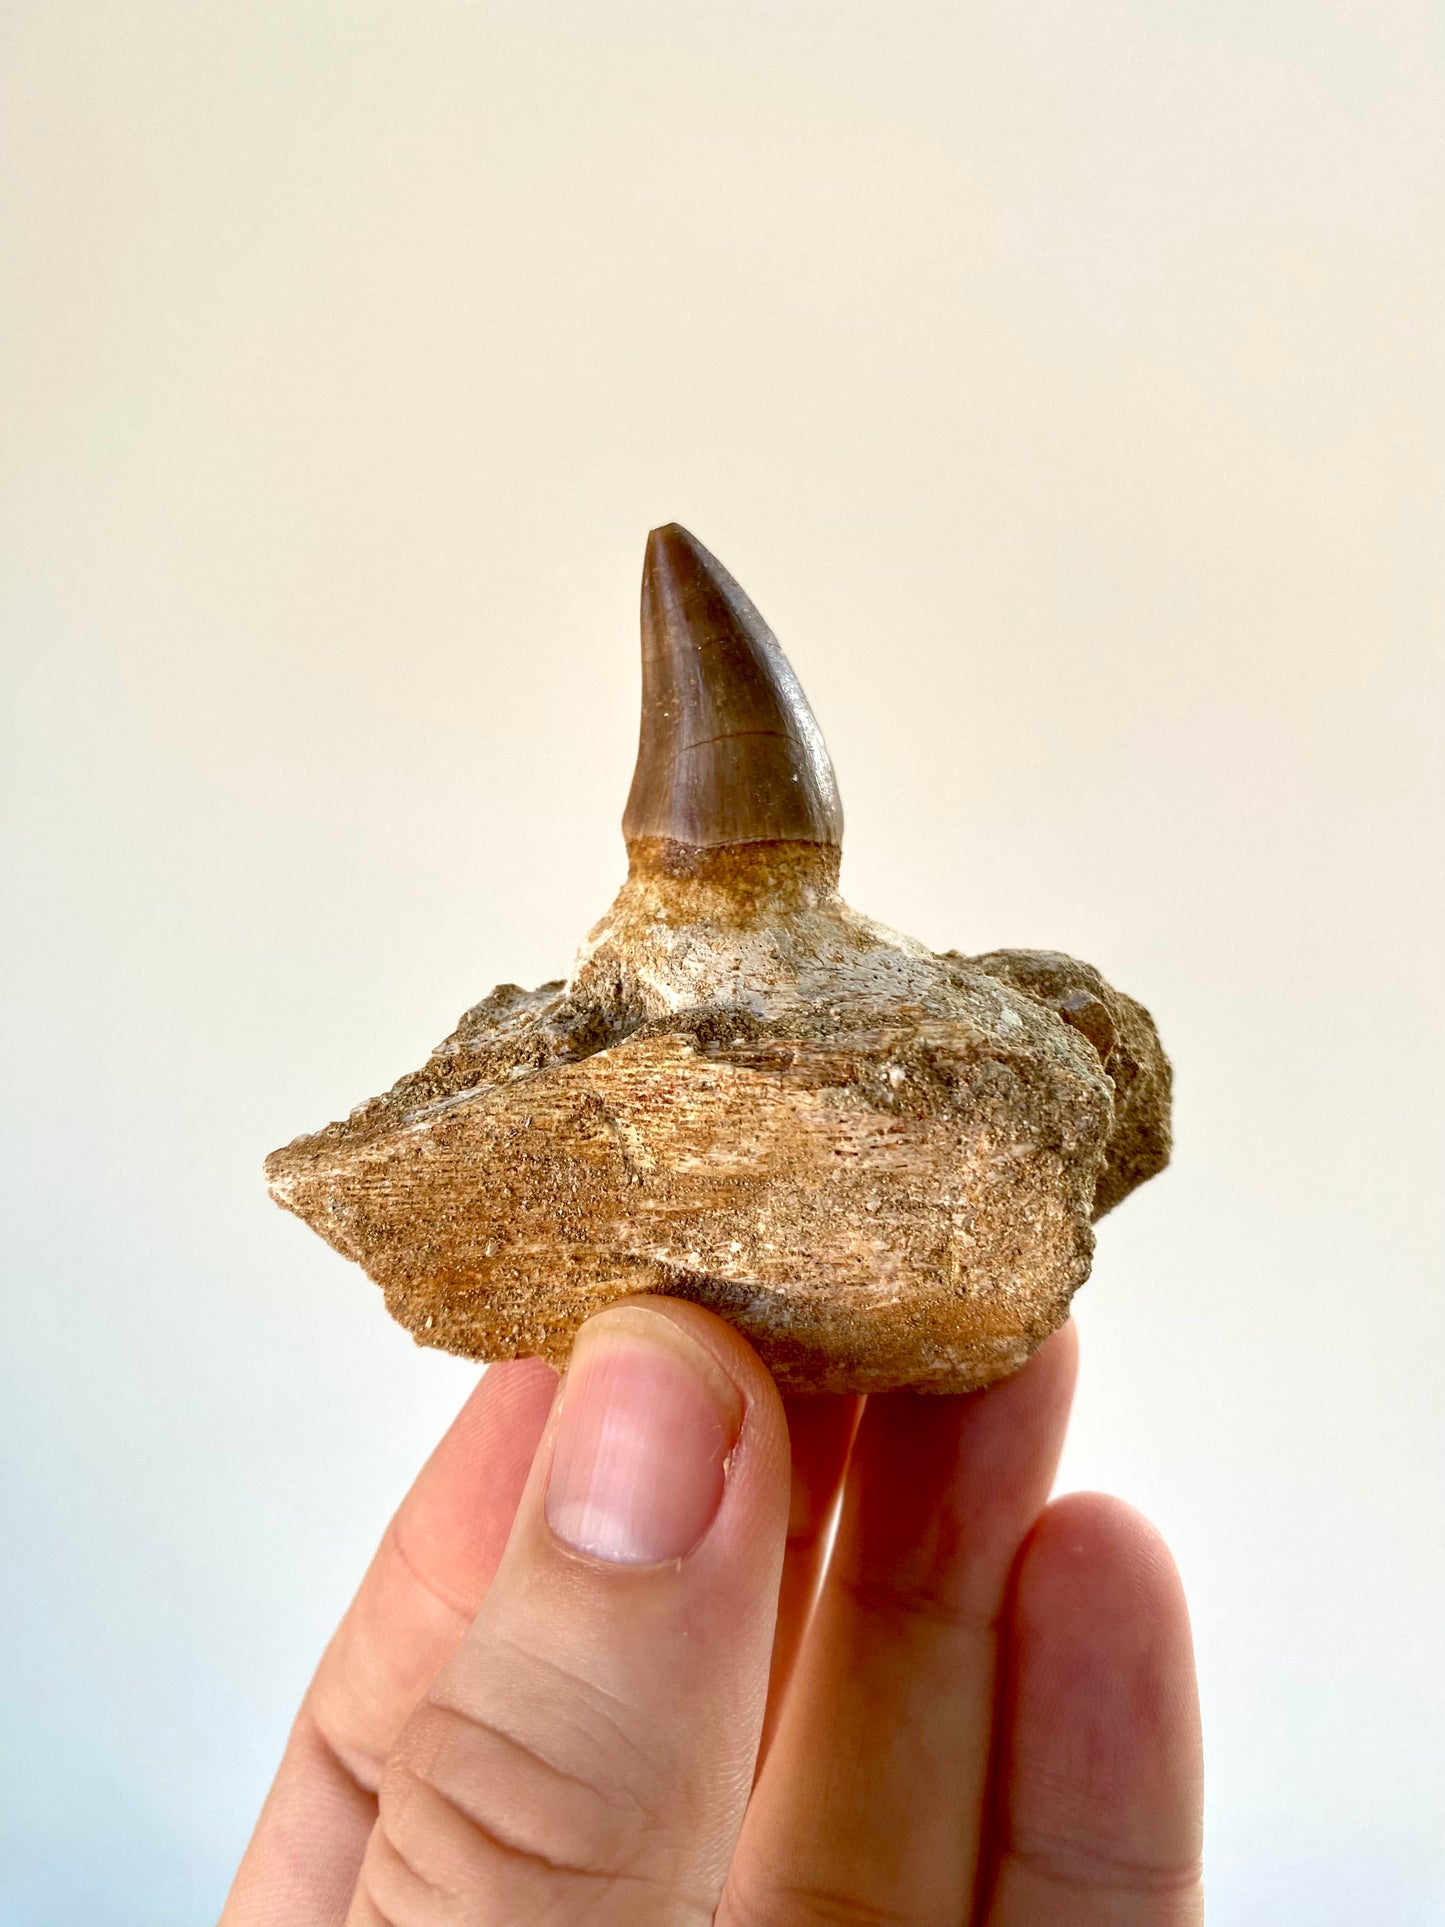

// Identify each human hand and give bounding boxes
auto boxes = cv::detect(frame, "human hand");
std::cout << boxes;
[222,1297,1203,1924]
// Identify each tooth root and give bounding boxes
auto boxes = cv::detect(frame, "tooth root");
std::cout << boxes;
[622,523,844,852]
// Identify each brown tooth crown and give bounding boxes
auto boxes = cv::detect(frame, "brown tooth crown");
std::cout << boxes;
[622,523,844,853]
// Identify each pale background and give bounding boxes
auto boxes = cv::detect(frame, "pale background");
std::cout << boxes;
[2,2,1442,1921]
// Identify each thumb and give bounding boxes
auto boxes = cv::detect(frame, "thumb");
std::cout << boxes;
[345,1296,791,1926]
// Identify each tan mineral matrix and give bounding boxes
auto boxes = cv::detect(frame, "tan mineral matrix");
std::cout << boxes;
[266,525,1171,1392]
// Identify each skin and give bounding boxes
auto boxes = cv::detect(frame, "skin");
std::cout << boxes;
[222,1299,1204,1925]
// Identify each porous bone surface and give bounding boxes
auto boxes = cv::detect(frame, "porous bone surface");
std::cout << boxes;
[267,884,1169,1393]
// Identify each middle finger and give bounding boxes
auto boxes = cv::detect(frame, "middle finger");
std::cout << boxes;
[718,1322,1078,1927]
[760,1394,863,1762]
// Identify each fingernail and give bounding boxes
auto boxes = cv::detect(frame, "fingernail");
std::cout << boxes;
[546,1305,744,1564]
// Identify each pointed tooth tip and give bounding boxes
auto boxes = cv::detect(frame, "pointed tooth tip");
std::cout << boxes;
[643,521,712,579]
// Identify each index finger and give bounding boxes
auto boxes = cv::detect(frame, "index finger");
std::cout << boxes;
[221,1356,557,1925]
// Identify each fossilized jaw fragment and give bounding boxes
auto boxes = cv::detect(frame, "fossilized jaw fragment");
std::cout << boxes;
[266,523,1172,1393]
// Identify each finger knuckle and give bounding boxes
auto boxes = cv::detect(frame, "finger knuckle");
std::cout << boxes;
[1012,1836,1206,1899]
[371,1686,695,1915]
[1008,1762,1204,1901]
[836,1570,995,1641]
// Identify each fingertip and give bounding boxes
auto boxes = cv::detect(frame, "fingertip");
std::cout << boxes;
[449,1356,560,1447]
[421,1356,559,1497]
[393,1359,560,1603]
[1011,1490,1201,1753]
[1004,1316,1079,1413]
[1017,1490,1192,1639]
[997,1490,1204,1897]
[1043,1313,1080,1382]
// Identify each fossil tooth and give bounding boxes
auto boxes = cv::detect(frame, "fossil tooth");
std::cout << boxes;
[265,527,1172,1393]
[623,522,843,855]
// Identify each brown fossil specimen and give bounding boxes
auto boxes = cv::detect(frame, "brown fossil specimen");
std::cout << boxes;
[266,525,1170,1393]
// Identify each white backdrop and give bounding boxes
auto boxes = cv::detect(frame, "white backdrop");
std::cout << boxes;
[2,3,1442,1921]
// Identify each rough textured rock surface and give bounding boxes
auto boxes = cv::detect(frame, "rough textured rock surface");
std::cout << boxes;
[266,855,1169,1392]
[957,948,1172,1222]
[266,524,1172,1393]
